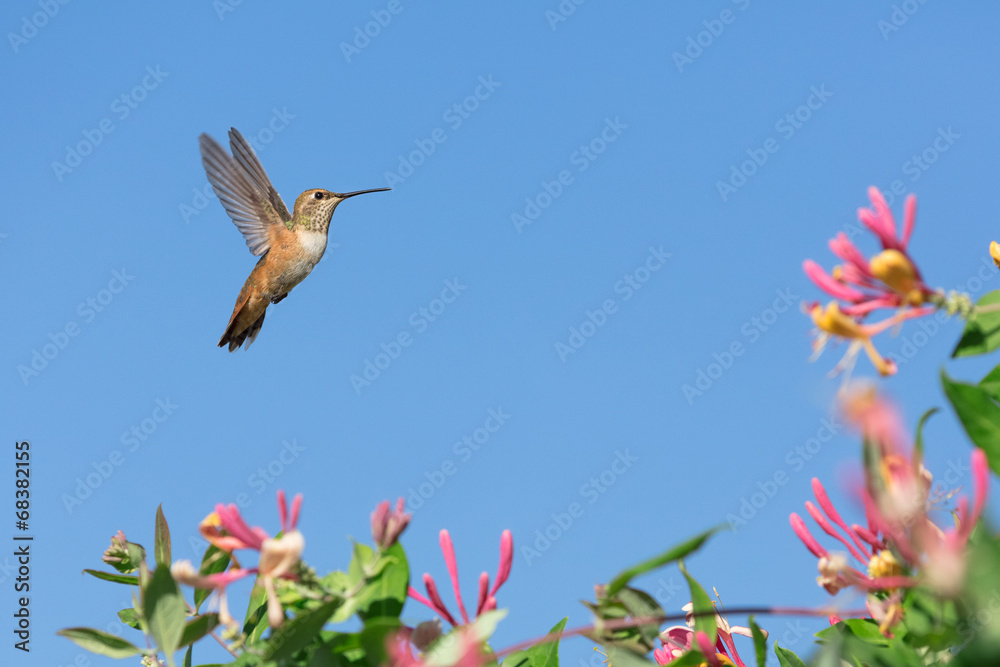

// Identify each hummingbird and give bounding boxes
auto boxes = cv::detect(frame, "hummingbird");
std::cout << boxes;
[199,128,389,351]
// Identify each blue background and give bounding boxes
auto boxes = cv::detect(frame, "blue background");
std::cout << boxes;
[3,2,1000,665]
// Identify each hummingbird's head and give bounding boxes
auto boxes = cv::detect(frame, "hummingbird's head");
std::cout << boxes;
[292,187,390,233]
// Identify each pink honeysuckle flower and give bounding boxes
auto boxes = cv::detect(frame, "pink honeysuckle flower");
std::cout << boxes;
[918,448,989,596]
[806,301,933,381]
[793,389,990,601]
[188,490,304,627]
[804,188,933,316]
[408,529,513,627]
[790,477,916,596]
[387,626,488,667]
[802,188,948,379]
[171,560,256,626]
[651,600,760,667]
[372,497,412,550]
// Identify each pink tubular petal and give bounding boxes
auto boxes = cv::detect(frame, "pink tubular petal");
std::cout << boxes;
[852,524,886,551]
[215,504,267,550]
[407,585,434,609]
[481,595,497,613]
[423,574,458,626]
[829,614,842,625]
[439,531,470,624]
[372,501,389,546]
[966,449,989,540]
[805,501,868,564]
[289,494,303,532]
[867,186,900,248]
[902,195,916,247]
[476,572,489,616]
[860,491,918,565]
[790,513,828,558]
[277,490,288,533]
[489,530,513,598]
[812,479,871,559]
[803,260,866,301]
[829,233,873,276]
[694,632,721,667]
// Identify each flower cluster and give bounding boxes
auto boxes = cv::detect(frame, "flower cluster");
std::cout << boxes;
[408,529,513,627]
[790,387,988,633]
[803,187,939,378]
[172,490,305,628]
[652,600,760,667]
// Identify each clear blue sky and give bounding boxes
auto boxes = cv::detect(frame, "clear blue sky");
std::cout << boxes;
[3,2,1000,665]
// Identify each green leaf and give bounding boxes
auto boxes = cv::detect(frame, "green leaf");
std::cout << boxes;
[953,291,1000,358]
[356,542,409,621]
[118,607,140,629]
[773,644,806,667]
[678,560,715,648]
[519,618,568,667]
[243,580,270,646]
[842,618,889,645]
[979,363,1000,400]
[914,407,938,459]
[602,646,660,667]
[57,627,143,658]
[359,617,402,667]
[605,527,718,598]
[615,588,664,650]
[183,645,192,667]
[180,613,220,647]
[264,598,343,663]
[83,569,139,585]
[194,545,231,611]
[941,369,1000,475]
[749,616,766,667]
[155,504,172,567]
[144,565,187,667]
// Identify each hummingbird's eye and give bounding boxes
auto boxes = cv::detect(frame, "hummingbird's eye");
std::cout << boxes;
[313,192,324,200]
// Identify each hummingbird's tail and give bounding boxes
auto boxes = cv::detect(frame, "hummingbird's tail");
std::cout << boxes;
[218,291,268,352]
[218,311,265,352]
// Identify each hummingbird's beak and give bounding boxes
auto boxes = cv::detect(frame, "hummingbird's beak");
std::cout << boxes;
[338,188,391,200]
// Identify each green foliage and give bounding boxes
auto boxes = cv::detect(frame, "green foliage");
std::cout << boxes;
[953,291,1000,357]
[941,369,1000,475]
[605,528,718,598]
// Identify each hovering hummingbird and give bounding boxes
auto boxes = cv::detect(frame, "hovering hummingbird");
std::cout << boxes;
[199,128,389,351]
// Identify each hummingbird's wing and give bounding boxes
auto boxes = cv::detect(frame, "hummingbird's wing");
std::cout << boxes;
[228,128,292,223]
[199,132,290,257]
